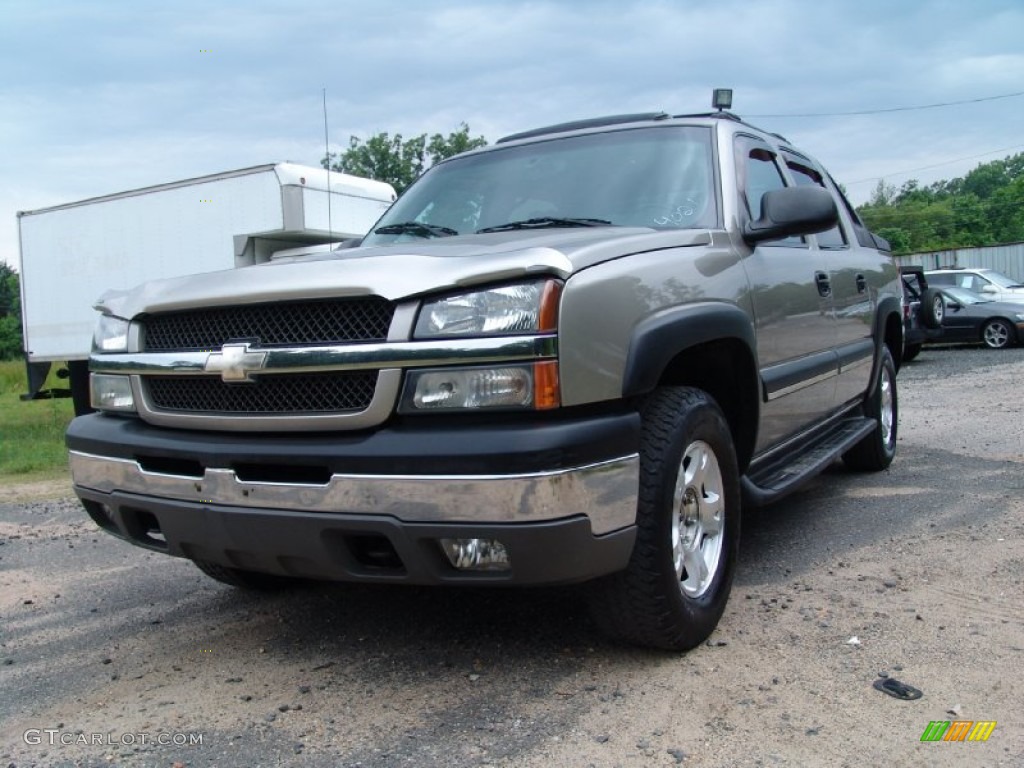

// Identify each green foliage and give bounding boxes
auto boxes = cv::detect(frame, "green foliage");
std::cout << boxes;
[323,123,487,194]
[0,263,23,360]
[0,359,74,478]
[858,153,1024,255]
[0,270,72,478]
[875,227,911,253]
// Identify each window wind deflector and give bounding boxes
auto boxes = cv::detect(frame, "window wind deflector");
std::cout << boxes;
[477,217,612,234]
[372,221,459,238]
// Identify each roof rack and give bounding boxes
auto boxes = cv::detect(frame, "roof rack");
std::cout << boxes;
[672,110,743,122]
[497,112,670,144]
[672,111,791,143]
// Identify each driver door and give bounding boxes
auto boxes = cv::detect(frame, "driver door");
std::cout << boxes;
[736,136,838,450]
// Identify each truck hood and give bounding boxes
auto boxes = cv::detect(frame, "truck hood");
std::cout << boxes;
[98,227,712,318]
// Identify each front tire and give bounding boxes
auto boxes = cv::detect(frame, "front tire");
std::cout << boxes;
[587,387,740,651]
[843,346,897,471]
[982,319,1013,349]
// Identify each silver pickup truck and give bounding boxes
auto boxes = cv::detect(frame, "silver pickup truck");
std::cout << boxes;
[67,109,902,650]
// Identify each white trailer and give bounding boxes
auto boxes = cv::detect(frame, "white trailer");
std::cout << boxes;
[16,163,395,407]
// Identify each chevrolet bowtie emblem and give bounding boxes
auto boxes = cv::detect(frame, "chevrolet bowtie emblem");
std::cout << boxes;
[204,343,268,382]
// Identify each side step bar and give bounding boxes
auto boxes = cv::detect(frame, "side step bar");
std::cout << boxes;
[741,416,877,507]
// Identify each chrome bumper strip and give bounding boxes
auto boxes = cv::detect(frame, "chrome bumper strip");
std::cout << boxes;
[69,450,640,536]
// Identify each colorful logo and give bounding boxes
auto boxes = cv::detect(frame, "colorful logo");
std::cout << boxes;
[920,721,996,742]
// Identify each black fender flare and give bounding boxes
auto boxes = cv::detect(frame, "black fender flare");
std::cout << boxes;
[621,302,758,398]
[870,295,903,391]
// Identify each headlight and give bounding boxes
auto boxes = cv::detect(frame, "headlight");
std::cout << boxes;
[92,314,130,352]
[414,280,561,338]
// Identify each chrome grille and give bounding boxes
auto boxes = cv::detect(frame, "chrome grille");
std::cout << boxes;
[145,372,378,414]
[143,298,394,351]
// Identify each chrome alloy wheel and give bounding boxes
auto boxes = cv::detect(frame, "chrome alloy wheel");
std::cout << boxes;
[983,320,1010,349]
[671,440,725,598]
[879,364,894,448]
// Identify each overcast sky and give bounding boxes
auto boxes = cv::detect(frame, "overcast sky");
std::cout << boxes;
[3,0,1023,270]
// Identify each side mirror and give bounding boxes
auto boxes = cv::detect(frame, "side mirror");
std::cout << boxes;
[743,186,839,245]
[980,284,997,294]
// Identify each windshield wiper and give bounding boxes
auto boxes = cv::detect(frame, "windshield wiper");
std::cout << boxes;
[373,221,458,238]
[477,217,612,234]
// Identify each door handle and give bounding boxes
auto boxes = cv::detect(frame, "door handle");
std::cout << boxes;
[815,271,832,298]
[856,273,867,293]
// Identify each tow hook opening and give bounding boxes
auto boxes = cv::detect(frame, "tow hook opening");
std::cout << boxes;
[123,508,168,550]
[346,534,405,573]
[81,499,119,534]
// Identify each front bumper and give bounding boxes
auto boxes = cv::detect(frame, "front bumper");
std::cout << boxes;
[66,411,641,585]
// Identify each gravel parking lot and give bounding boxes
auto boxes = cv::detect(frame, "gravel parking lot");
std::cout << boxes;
[1,344,1022,768]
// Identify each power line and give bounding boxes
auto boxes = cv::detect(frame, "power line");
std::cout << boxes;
[748,90,1024,118]
[846,144,1024,186]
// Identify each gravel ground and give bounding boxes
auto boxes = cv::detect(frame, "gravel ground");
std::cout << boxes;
[1,344,1022,767]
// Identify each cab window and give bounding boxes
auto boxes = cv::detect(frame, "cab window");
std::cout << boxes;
[737,140,801,246]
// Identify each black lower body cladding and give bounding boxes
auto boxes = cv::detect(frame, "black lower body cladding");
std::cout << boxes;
[73,489,638,585]
[66,409,641,585]
[65,409,639,478]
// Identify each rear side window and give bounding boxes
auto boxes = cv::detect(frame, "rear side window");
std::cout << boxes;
[926,273,955,287]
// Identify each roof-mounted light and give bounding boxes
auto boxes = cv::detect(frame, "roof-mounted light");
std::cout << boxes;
[713,88,733,111]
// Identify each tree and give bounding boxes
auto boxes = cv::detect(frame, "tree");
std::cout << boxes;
[857,152,1024,255]
[867,179,896,207]
[426,124,488,164]
[875,227,911,253]
[0,263,23,360]
[323,123,486,194]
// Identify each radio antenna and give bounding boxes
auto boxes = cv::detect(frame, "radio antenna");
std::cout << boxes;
[322,87,334,246]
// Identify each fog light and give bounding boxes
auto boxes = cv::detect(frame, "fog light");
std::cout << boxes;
[400,362,560,412]
[90,373,136,411]
[404,365,533,411]
[440,538,511,571]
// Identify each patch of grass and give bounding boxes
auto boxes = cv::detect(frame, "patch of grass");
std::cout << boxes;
[0,359,76,479]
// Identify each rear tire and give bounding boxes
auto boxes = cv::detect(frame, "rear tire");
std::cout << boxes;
[587,387,740,651]
[843,346,897,471]
[192,559,297,590]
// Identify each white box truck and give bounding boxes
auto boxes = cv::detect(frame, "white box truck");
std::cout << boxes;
[16,163,396,410]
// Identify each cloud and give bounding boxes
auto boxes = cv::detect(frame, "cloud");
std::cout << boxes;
[2,0,1024,269]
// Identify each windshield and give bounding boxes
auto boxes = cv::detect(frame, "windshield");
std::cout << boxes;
[983,270,1024,288]
[363,126,717,246]
[942,287,989,305]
